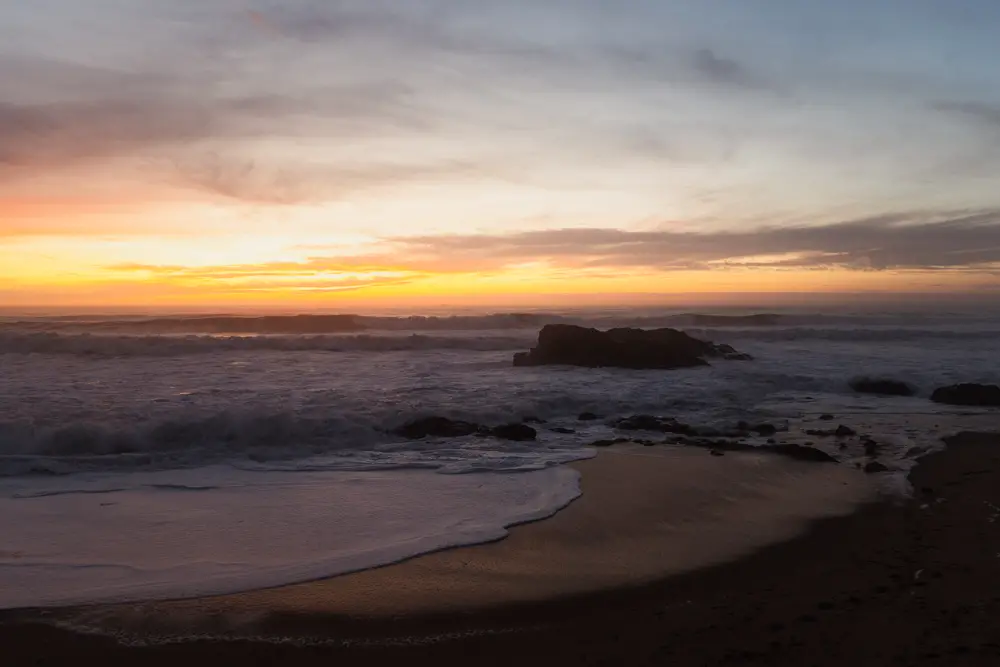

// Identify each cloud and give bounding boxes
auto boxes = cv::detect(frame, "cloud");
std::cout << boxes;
[690,48,771,90]
[107,211,1000,284]
[935,101,1000,129]
[391,210,1000,272]
[0,99,215,171]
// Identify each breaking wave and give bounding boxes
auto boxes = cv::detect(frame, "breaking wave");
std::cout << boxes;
[0,332,534,357]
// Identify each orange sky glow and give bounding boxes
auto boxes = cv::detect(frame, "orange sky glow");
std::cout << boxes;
[4,2,1000,310]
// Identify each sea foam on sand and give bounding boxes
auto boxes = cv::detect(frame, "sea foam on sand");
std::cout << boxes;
[66,446,877,637]
[0,464,584,610]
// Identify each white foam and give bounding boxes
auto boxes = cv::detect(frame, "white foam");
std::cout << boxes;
[0,464,584,609]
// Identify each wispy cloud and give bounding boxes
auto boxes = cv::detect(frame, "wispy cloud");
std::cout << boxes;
[107,210,1000,284]
[392,210,1000,272]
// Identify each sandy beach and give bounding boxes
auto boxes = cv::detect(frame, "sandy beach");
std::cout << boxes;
[5,432,1000,665]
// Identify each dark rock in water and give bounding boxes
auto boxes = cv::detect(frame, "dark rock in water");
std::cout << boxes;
[806,429,832,437]
[863,438,880,457]
[864,461,890,474]
[930,383,1000,407]
[710,449,725,457]
[751,423,778,436]
[589,437,629,448]
[677,436,837,464]
[764,444,838,463]
[767,438,777,445]
[521,415,546,424]
[849,377,915,397]
[512,324,750,370]
[492,423,537,441]
[578,412,601,421]
[819,414,835,421]
[615,415,694,435]
[394,417,482,440]
[550,427,576,434]
[835,425,857,437]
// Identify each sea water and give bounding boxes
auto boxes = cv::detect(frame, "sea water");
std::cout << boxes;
[2,305,999,608]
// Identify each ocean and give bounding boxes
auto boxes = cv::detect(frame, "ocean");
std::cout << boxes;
[2,304,999,609]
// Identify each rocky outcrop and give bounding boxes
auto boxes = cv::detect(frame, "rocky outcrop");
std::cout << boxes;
[806,425,857,438]
[394,417,483,439]
[849,377,915,397]
[513,324,751,370]
[614,415,695,435]
[930,384,1000,407]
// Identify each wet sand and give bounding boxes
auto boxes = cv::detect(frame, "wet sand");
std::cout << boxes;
[93,446,872,626]
[5,434,1000,665]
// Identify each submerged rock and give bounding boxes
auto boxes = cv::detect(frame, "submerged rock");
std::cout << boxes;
[835,425,857,437]
[849,377,915,397]
[578,412,601,421]
[492,423,538,441]
[679,436,838,464]
[864,461,890,474]
[395,418,537,441]
[930,384,1000,407]
[614,415,694,435]
[751,423,778,436]
[394,417,483,439]
[513,324,751,370]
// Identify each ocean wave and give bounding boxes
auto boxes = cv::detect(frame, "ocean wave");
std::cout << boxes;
[4,310,997,335]
[0,313,561,335]
[689,327,1000,342]
[0,332,533,357]
[0,405,602,477]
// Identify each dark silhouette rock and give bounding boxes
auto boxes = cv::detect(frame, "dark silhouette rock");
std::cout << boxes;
[930,384,1000,407]
[492,423,537,441]
[864,461,890,474]
[677,436,837,463]
[819,414,835,421]
[751,423,778,436]
[394,417,482,440]
[513,324,751,370]
[550,427,576,434]
[589,437,629,448]
[835,425,857,437]
[849,377,915,397]
[863,438,880,457]
[614,415,694,435]
[521,415,546,424]
[578,412,601,421]
[710,449,725,457]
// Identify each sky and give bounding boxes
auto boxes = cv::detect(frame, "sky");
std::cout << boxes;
[3,0,1000,309]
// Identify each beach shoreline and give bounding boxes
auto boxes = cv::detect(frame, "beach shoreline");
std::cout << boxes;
[5,433,1000,665]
